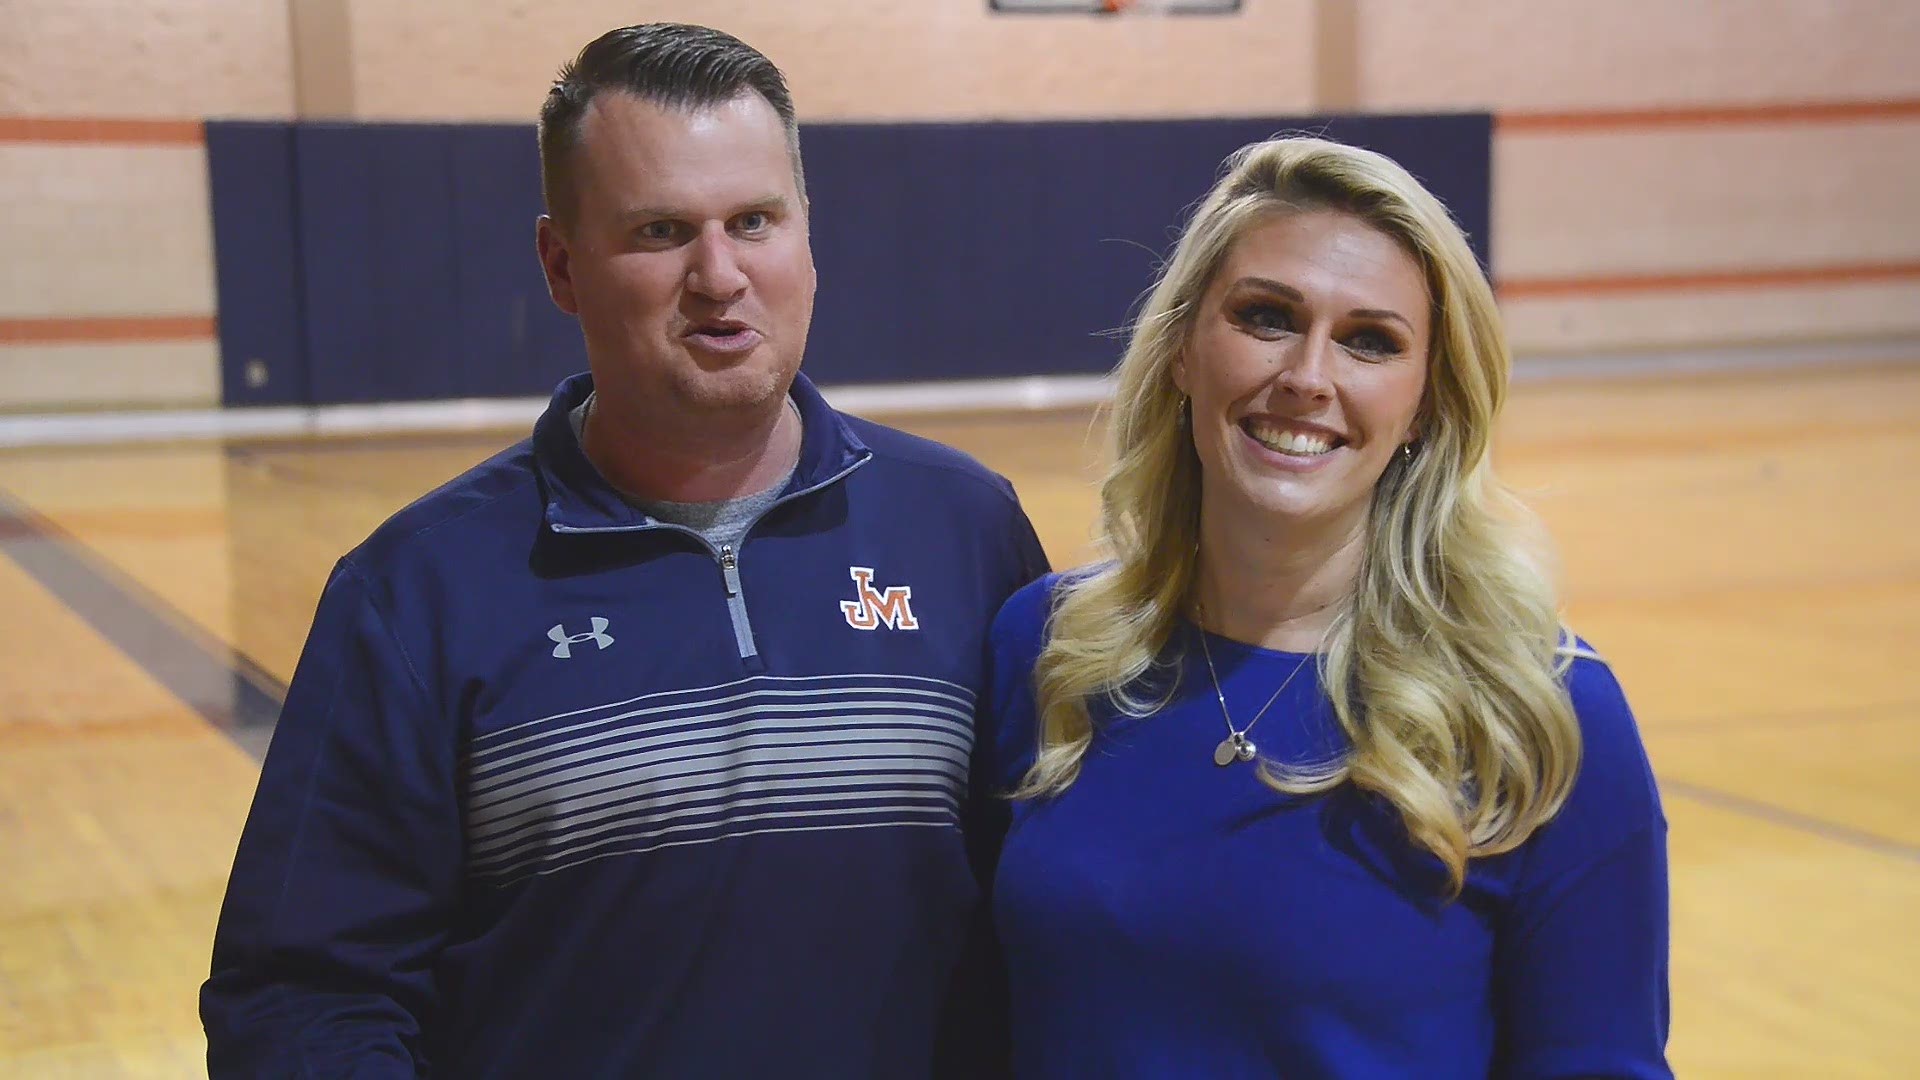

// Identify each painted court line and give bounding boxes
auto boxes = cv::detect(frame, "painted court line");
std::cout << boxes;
[1661,779,1920,866]
[0,486,285,751]
[1653,699,1920,734]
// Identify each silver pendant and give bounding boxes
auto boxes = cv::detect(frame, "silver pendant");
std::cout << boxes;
[1213,736,1238,766]
[1213,733,1258,766]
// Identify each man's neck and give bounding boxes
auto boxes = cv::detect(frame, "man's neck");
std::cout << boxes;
[581,392,802,504]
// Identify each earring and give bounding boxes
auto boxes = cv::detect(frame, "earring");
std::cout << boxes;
[1401,442,1415,461]
[1179,395,1191,428]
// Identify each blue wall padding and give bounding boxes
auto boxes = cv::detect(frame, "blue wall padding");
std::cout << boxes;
[448,125,586,399]
[207,113,1491,405]
[296,124,466,404]
[205,121,308,406]
[803,114,1492,385]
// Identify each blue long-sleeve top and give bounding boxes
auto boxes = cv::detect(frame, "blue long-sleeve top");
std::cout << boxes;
[201,372,1048,1078]
[985,573,1671,1079]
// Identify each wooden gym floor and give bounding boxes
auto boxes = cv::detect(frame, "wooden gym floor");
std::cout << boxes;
[1,362,1917,1076]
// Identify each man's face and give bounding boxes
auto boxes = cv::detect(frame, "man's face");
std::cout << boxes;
[537,91,815,421]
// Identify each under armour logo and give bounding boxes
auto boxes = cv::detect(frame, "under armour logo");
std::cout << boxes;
[548,617,614,658]
[840,567,919,631]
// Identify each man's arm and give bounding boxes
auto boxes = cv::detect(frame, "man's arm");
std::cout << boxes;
[936,502,1050,1078]
[202,560,463,1077]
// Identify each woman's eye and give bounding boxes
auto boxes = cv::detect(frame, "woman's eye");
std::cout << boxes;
[1345,330,1404,357]
[1235,303,1293,332]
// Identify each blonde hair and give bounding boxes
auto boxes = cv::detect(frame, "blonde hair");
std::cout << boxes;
[1016,137,1583,894]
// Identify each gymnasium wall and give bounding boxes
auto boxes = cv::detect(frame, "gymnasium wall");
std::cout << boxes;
[204,113,1489,407]
[0,0,293,411]
[1411,3,1920,355]
[3,0,1918,413]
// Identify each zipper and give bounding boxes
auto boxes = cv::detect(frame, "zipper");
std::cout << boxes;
[717,544,756,661]
[546,448,873,668]
[700,450,870,665]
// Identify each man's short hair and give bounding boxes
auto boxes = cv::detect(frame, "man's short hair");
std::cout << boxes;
[538,23,804,228]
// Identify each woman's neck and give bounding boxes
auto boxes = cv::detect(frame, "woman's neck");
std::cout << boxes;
[1191,504,1367,653]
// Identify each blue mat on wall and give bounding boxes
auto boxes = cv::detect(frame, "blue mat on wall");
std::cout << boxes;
[207,113,1490,406]
[205,121,306,407]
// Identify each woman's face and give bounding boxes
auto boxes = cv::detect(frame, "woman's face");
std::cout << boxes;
[1174,209,1432,538]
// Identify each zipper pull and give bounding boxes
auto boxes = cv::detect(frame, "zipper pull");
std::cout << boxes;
[719,545,742,597]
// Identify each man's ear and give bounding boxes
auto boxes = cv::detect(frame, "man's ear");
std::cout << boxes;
[536,215,579,316]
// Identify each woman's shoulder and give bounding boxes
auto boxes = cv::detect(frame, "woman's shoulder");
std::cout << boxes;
[1523,637,1666,874]
[992,571,1064,640]
[984,564,1121,790]
[1560,637,1652,781]
[990,563,1112,654]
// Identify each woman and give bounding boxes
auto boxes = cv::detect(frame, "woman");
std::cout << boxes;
[986,138,1669,1077]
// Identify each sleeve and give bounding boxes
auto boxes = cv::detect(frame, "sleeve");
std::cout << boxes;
[1493,656,1672,1080]
[935,570,1057,1080]
[200,559,463,1078]
[1006,508,1051,601]
[979,478,1052,618]
[964,569,1058,882]
[963,491,1052,882]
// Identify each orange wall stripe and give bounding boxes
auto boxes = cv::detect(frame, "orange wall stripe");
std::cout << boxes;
[1499,99,1920,134]
[1499,262,1920,299]
[0,117,205,145]
[0,316,217,345]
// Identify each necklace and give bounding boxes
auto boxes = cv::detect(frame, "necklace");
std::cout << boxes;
[1194,617,1316,767]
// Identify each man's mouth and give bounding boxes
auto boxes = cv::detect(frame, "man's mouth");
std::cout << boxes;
[688,320,751,342]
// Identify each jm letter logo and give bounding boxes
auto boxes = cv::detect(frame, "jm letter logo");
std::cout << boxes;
[839,567,919,631]
[549,617,614,658]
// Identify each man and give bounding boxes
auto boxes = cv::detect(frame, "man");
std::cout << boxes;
[202,23,1046,1077]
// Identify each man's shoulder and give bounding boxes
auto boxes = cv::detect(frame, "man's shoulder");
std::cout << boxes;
[343,437,541,581]
[838,413,1019,507]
